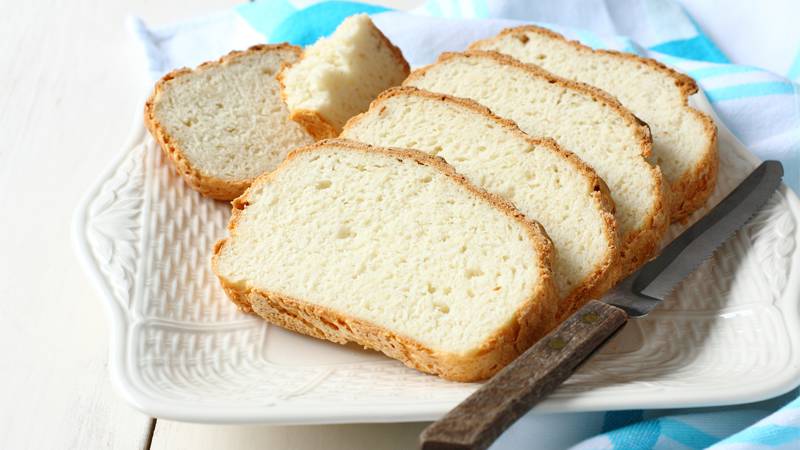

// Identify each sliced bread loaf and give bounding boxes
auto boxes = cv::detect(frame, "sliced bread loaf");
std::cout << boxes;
[470,26,718,221]
[213,139,558,381]
[278,14,410,139]
[144,44,314,201]
[342,87,618,320]
[405,51,669,278]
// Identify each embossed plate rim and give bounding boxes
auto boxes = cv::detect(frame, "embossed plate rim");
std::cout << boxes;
[73,94,800,424]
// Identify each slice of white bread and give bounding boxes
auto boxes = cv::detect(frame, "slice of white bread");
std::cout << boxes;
[342,87,618,320]
[212,139,558,381]
[278,14,410,140]
[470,26,718,221]
[405,51,669,278]
[144,44,314,201]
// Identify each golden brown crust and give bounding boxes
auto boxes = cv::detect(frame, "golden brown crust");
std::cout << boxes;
[144,43,304,201]
[276,16,410,139]
[404,52,670,289]
[470,25,719,222]
[212,139,559,381]
[287,109,339,140]
[344,86,621,322]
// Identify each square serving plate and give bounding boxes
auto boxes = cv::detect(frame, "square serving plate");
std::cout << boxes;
[73,94,800,424]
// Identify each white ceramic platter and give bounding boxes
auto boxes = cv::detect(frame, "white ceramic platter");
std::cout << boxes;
[73,94,800,424]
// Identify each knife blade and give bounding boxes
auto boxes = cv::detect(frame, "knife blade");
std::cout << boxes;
[420,161,784,450]
[608,160,784,316]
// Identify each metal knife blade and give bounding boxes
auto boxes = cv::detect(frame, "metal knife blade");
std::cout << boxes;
[608,160,783,316]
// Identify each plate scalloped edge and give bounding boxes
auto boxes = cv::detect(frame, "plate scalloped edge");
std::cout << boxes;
[73,92,800,424]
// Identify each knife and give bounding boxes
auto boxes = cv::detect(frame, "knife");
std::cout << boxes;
[420,160,784,450]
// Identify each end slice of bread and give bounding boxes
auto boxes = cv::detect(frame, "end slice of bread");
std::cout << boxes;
[144,44,314,201]
[405,51,669,279]
[470,26,718,221]
[278,14,410,139]
[342,87,618,320]
[212,139,558,381]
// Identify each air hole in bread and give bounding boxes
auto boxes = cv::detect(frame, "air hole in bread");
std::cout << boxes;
[433,302,450,314]
[336,226,355,239]
[466,268,484,278]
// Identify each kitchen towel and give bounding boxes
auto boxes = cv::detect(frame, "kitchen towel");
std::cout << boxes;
[129,1,800,448]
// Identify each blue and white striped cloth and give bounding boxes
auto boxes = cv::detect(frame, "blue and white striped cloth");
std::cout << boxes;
[130,1,800,448]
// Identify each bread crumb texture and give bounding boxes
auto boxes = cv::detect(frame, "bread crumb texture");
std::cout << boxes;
[405,51,668,278]
[342,87,618,317]
[214,140,557,380]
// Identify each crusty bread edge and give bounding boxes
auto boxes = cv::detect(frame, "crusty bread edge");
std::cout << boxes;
[367,15,411,77]
[277,15,411,139]
[143,43,304,201]
[212,138,559,382]
[344,86,620,321]
[287,109,340,140]
[404,51,669,283]
[470,26,719,222]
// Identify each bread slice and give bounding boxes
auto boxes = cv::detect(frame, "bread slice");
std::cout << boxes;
[278,14,410,140]
[342,87,618,320]
[213,139,558,381]
[405,51,669,278]
[144,44,314,201]
[470,26,718,221]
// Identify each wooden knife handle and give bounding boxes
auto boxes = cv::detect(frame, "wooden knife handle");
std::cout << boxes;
[420,300,628,450]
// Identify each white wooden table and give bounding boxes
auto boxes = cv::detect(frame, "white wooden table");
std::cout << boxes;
[3,1,793,449]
